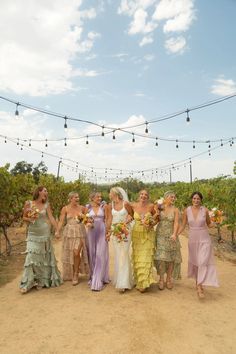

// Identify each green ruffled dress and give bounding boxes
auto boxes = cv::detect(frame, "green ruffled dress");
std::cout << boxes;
[132,212,156,290]
[20,202,63,291]
[154,210,182,280]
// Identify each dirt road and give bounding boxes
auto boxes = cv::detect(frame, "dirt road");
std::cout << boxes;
[0,235,235,354]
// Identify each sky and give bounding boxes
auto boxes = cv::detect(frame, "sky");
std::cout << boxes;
[0,0,235,184]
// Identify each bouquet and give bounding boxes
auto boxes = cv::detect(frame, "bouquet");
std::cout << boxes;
[25,204,40,223]
[82,213,94,228]
[155,198,164,211]
[209,208,223,224]
[111,223,129,242]
[141,212,155,228]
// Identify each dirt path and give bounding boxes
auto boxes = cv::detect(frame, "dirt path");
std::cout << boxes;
[0,235,235,354]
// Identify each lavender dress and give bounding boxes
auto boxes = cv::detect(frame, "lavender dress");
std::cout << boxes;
[86,206,109,290]
[187,206,219,287]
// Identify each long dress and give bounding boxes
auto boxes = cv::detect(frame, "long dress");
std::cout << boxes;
[86,206,109,290]
[187,206,219,286]
[132,212,156,289]
[111,203,134,290]
[20,202,62,291]
[154,210,182,280]
[62,215,89,281]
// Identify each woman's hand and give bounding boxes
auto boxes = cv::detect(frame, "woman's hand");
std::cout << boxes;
[54,231,60,239]
[106,231,111,241]
[170,234,177,242]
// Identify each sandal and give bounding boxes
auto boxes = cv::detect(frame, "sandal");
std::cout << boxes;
[158,280,165,290]
[72,274,79,286]
[197,286,205,299]
[20,288,28,294]
[166,279,173,290]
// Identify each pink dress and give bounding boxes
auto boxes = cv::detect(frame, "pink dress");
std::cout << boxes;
[187,206,219,287]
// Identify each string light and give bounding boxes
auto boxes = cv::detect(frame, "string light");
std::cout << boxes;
[132,133,135,143]
[4,137,7,143]
[15,103,19,117]
[86,135,89,145]
[112,130,116,140]
[155,137,158,147]
[41,152,44,158]
[193,140,195,149]
[220,140,223,147]
[145,122,149,134]
[101,126,105,137]
[17,138,19,146]
[208,150,211,156]
[64,116,68,131]
[64,138,67,147]
[208,142,211,149]
[176,140,179,149]
[186,109,190,123]
[20,144,23,151]
[45,139,48,148]
[29,139,32,147]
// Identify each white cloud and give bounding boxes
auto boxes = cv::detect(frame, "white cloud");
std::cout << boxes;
[74,69,110,77]
[139,36,154,47]
[118,0,195,53]
[0,1,99,96]
[211,77,236,96]
[144,54,155,61]
[165,36,186,53]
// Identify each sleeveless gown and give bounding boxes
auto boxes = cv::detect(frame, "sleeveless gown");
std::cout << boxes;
[62,216,89,280]
[154,210,182,280]
[187,206,219,286]
[20,202,62,291]
[111,203,134,290]
[132,212,156,289]
[86,206,109,290]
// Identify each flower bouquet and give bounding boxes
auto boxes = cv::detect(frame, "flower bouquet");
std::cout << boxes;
[82,213,94,228]
[111,223,129,242]
[141,212,155,228]
[25,204,40,223]
[209,208,223,224]
[155,198,164,211]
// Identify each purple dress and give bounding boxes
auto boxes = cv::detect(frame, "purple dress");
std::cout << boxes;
[86,206,109,290]
[187,206,219,287]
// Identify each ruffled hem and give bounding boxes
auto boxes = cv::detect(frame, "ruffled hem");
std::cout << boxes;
[20,265,63,291]
[188,263,219,287]
[154,260,181,280]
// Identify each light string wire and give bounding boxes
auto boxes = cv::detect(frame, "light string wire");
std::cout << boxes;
[0,92,236,134]
[1,134,233,178]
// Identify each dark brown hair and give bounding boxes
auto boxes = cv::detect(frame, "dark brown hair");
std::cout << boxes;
[33,186,47,201]
[190,191,203,201]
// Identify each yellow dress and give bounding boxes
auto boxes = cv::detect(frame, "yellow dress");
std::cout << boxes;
[131,212,156,289]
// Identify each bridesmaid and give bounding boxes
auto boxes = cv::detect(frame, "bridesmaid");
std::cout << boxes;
[154,191,182,290]
[131,190,157,293]
[86,191,109,291]
[20,186,62,293]
[105,187,134,293]
[57,191,89,285]
[178,191,219,298]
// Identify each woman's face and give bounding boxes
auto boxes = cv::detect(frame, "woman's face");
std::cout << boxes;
[165,194,176,205]
[39,188,48,201]
[192,194,202,206]
[70,194,79,204]
[93,193,102,204]
[139,190,149,202]
[109,191,116,201]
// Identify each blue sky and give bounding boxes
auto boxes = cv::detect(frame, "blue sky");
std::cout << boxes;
[0,0,235,183]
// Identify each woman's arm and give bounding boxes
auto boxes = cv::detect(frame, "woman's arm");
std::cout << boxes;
[124,201,134,222]
[46,203,58,230]
[205,208,211,227]
[150,203,160,224]
[57,206,66,235]
[177,209,188,236]
[170,208,179,241]
[104,203,112,239]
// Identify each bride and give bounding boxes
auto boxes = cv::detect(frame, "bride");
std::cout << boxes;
[105,187,134,293]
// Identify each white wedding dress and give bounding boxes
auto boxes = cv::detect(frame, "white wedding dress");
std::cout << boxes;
[111,202,134,290]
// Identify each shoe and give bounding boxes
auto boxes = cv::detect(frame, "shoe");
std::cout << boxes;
[166,279,173,290]
[158,280,164,290]
[119,288,125,293]
[20,288,27,294]
[197,286,205,299]
[72,274,79,286]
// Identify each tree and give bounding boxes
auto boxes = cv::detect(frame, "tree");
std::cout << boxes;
[10,161,33,175]
[32,161,48,183]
